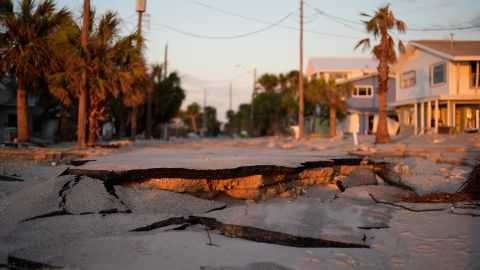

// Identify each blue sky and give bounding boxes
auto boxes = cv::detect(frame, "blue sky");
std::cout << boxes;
[55,0,480,122]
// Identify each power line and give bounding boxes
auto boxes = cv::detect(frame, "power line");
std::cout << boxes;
[182,0,361,39]
[149,13,293,39]
[304,1,480,32]
[408,25,480,31]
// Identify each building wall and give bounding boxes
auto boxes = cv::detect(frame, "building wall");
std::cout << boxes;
[449,61,480,95]
[395,48,450,102]
[346,76,396,111]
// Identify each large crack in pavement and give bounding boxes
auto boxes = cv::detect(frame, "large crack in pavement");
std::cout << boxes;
[66,158,390,201]
[128,215,370,248]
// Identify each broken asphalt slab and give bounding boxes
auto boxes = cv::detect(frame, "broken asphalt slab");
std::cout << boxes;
[194,197,391,247]
[115,186,226,216]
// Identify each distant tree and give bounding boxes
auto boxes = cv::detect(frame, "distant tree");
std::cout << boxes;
[355,4,405,144]
[287,70,299,96]
[151,71,185,136]
[225,109,236,137]
[187,102,200,134]
[0,0,70,142]
[257,73,279,92]
[236,103,252,135]
[307,77,352,138]
[205,106,220,137]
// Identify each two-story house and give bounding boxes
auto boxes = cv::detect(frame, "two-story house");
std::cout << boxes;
[390,40,480,135]
[338,73,396,135]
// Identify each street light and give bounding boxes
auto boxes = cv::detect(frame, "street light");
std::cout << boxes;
[235,65,256,137]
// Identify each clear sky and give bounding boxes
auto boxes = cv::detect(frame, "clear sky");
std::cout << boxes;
[55,0,480,122]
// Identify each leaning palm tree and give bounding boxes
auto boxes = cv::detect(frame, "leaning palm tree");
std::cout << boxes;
[355,4,406,144]
[307,77,351,138]
[0,0,70,142]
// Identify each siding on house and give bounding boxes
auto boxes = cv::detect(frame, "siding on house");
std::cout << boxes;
[346,75,396,112]
[395,48,450,102]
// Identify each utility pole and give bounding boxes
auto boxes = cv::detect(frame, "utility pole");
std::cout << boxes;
[130,0,146,142]
[78,0,90,147]
[250,68,257,137]
[202,89,207,137]
[163,43,169,140]
[298,0,305,140]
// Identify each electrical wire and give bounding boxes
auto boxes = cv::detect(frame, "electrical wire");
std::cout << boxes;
[182,0,361,39]
[149,13,293,40]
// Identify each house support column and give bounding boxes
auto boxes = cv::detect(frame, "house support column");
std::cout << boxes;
[476,109,480,130]
[420,102,425,135]
[452,102,456,132]
[427,101,432,133]
[447,101,452,127]
[434,99,439,134]
[413,102,418,136]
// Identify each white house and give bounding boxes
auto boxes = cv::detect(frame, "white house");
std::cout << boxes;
[390,40,480,135]
[306,57,378,82]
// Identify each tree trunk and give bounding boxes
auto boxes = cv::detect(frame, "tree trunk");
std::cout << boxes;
[87,106,97,146]
[130,106,137,141]
[375,38,391,144]
[16,76,29,142]
[78,75,87,147]
[329,99,336,138]
[58,104,69,141]
[191,115,197,134]
[145,94,152,139]
[78,0,90,147]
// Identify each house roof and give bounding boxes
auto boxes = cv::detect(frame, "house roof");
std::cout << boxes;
[308,57,378,72]
[337,72,395,84]
[411,40,480,61]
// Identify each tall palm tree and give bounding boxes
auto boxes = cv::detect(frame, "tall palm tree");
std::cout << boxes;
[355,4,405,144]
[307,77,351,138]
[145,64,163,139]
[0,0,70,142]
[48,11,149,145]
[187,102,200,134]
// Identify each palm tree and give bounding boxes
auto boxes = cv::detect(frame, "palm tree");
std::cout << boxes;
[257,73,279,92]
[306,77,351,138]
[0,0,70,142]
[49,11,149,145]
[145,64,163,139]
[355,4,406,144]
[187,102,200,134]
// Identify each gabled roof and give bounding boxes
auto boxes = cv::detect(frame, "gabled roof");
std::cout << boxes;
[308,57,378,72]
[411,40,480,61]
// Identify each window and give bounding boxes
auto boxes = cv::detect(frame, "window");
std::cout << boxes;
[352,85,373,98]
[333,72,348,80]
[7,114,16,127]
[430,62,446,86]
[471,61,480,88]
[400,70,416,88]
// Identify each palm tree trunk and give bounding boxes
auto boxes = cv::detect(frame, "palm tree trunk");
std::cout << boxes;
[16,76,29,142]
[191,115,197,134]
[87,106,97,146]
[329,99,336,138]
[78,74,87,147]
[130,106,138,141]
[145,95,152,139]
[78,0,90,147]
[375,43,391,144]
